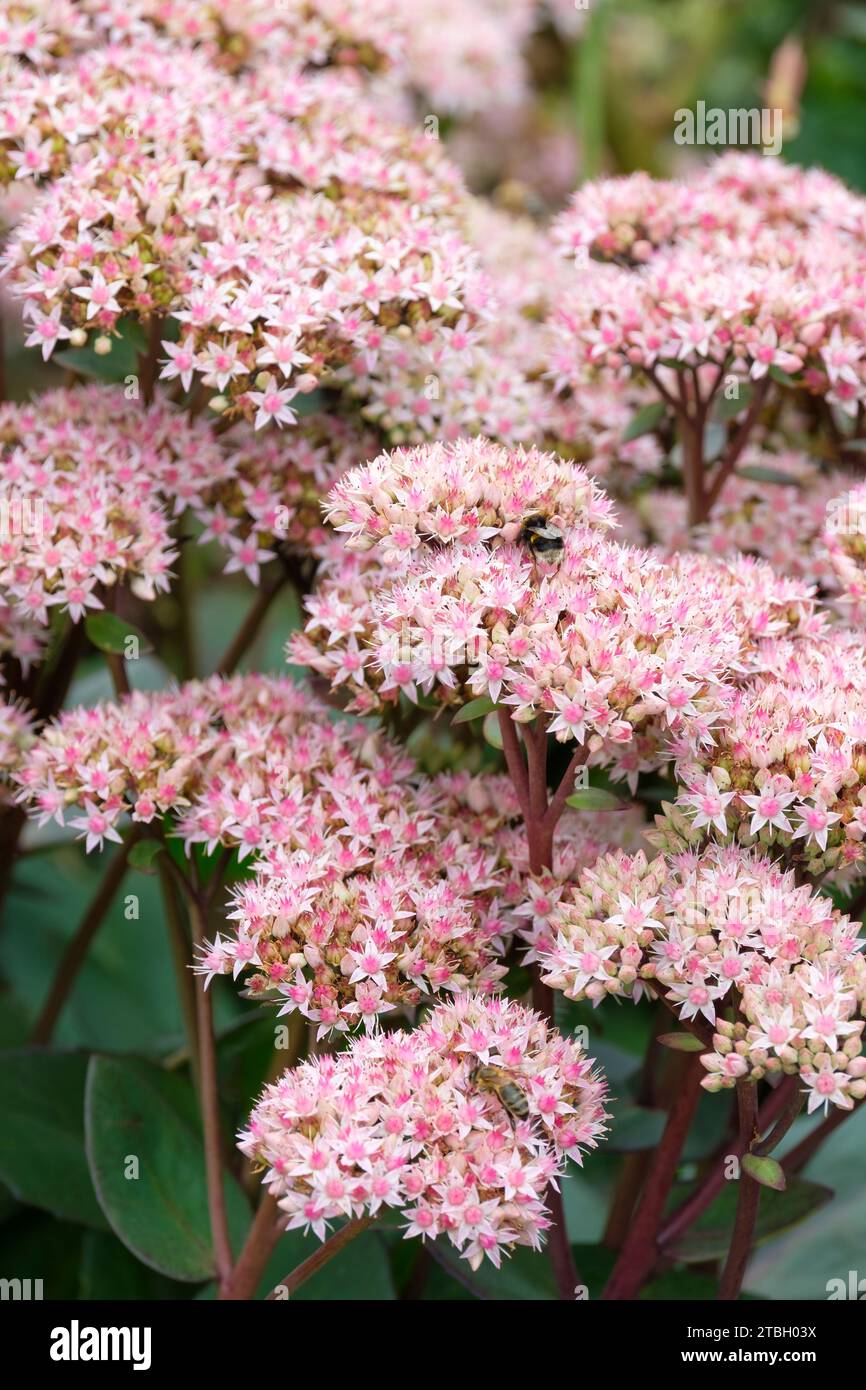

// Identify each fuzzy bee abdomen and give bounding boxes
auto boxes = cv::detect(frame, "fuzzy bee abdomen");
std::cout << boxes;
[499,1083,530,1118]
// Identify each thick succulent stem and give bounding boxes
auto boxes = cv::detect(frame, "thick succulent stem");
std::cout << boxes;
[717,1081,760,1301]
[602,1055,703,1299]
[220,1192,283,1301]
[185,888,234,1290]
[266,1216,374,1300]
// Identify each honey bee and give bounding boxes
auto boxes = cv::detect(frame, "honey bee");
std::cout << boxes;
[469,1062,530,1124]
[519,513,564,558]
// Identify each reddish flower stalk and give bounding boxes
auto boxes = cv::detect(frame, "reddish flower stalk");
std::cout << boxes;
[25,621,88,738]
[752,1085,805,1156]
[717,1081,760,1301]
[496,708,531,819]
[497,710,590,1298]
[659,1074,800,1250]
[678,404,708,529]
[213,552,314,680]
[647,362,771,529]
[220,1192,283,1302]
[138,315,165,409]
[266,1217,374,1301]
[186,888,234,1291]
[0,805,28,927]
[602,1054,704,1299]
[104,589,131,699]
[704,377,772,513]
[156,855,201,1090]
[603,1003,668,1250]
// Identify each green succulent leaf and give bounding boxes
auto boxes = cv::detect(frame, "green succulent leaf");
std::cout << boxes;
[622,401,666,442]
[566,787,628,811]
[85,612,149,656]
[85,1056,250,1282]
[743,1153,787,1192]
[657,1031,705,1053]
[453,695,497,724]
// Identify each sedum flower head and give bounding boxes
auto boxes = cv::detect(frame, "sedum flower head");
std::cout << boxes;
[239,993,608,1268]
[0,695,34,804]
[19,669,628,1029]
[0,385,196,623]
[662,630,866,881]
[16,674,413,851]
[536,842,866,1111]
[295,474,815,787]
[550,155,866,418]
[219,855,509,1034]
[2,42,554,449]
[0,0,535,116]
[0,383,378,607]
[325,437,616,556]
[821,480,866,621]
[196,764,631,1035]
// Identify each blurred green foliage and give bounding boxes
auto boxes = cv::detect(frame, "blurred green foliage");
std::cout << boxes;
[571,0,866,187]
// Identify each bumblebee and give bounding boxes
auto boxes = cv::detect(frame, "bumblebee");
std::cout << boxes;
[519,513,564,557]
[469,1062,530,1124]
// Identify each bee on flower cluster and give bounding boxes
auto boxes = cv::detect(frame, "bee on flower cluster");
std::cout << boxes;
[519,513,564,559]
[469,1061,530,1124]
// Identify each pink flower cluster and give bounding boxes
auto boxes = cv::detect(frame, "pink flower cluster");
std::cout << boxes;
[550,154,866,418]
[191,769,517,1034]
[0,0,537,116]
[16,661,637,1030]
[0,0,399,72]
[662,630,866,880]
[1,41,494,430]
[239,993,608,1268]
[0,387,182,624]
[534,843,866,1113]
[1,27,604,453]
[2,41,559,452]
[821,480,866,621]
[200,768,635,1034]
[553,155,866,264]
[297,442,816,786]
[215,855,509,1034]
[13,675,510,1026]
[16,674,414,852]
[0,384,378,603]
[0,695,33,804]
[325,437,616,556]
